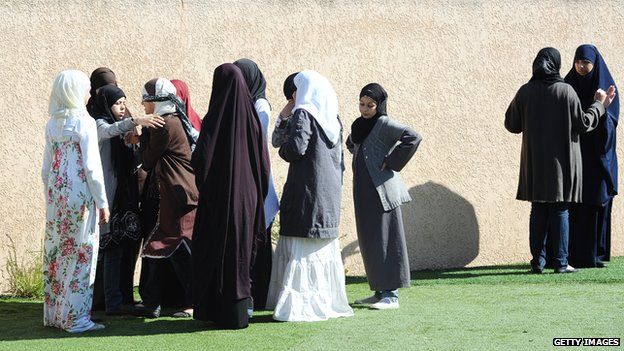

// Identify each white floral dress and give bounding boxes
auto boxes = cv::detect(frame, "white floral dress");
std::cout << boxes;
[41,114,108,332]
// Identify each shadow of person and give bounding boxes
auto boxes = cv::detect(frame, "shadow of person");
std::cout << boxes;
[0,300,227,341]
[403,181,480,270]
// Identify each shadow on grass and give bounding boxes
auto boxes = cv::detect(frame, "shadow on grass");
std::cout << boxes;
[346,263,532,285]
[248,313,278,324]
[0,300,277,341]
[409,264,532,280]
[4,258,620,341]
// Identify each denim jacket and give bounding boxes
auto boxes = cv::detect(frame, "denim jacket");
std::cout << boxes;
[347,116,422,211]
[278,109,343,239]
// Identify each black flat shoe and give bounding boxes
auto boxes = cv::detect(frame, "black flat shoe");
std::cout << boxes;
[531,267,543,274]
[132,304,161,318]
[596,261,607,268]
[554,265,579,274]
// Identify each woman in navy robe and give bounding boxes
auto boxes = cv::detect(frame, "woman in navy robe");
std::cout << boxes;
[565,45,619,268]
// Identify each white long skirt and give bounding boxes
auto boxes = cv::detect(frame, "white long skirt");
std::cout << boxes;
[266,236,354,322]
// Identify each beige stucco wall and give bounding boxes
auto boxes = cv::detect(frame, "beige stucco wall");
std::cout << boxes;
[1,0,623,288]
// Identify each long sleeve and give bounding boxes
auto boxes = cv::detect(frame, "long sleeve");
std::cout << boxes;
[272,116,291,148]
[597,114,618,193]
[140,125,169,171]
[597,114,617,155]
[505,93,523,134]
[41,127,52,197]
[385,127,422,172]
[255,99,271,138]
[278,110,312,162]
[571,99,605,134]
[255,99,272,199]
[345,134,355,154]
[96,118,135,141]
[80,118,108,209]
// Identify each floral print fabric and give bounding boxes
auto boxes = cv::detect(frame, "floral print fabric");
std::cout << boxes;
[43,140,99,332]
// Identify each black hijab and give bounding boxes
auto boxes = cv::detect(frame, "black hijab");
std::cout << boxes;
[283,72,298,100]
[92,85,125,122]
[350,83,388,144]
[529,47,565,84]
[93,86,135,195]
[191,63,270,301]
[233,58,267,102]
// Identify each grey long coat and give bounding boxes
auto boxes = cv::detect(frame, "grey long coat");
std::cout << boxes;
[505,81,605,203]
[346,116,422,211]
[278,109,343,239]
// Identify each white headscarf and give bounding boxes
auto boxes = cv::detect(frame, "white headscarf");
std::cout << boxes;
[48,70,90,119]
[142,78,177,116]
[292,70,341,146]
[142,77,199,151]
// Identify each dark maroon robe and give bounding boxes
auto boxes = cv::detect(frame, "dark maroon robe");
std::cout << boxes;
[191,63,270,329]
[140,114,198,258]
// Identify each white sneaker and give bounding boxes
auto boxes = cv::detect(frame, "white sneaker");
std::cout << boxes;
[370,297,399,310]
[354,295,380,305]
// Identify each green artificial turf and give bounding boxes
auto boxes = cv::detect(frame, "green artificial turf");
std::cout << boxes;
[1,258,622,351]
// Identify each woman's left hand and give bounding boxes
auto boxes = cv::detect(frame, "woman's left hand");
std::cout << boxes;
[98,208,110,225]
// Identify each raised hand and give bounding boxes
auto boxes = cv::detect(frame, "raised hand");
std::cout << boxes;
[594,89,607,104]
[136,115,166,128]
[604,85,617,108]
